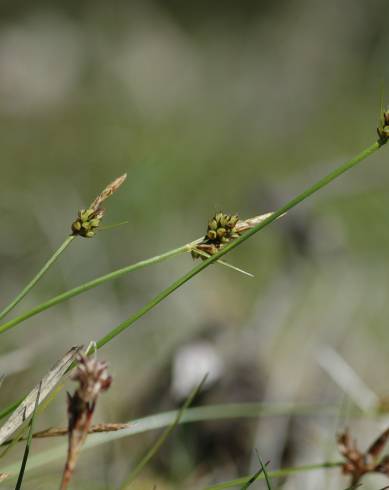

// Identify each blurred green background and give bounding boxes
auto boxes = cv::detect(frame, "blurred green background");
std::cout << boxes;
[1,0,389,488]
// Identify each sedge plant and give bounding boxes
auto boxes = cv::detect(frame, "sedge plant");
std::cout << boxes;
[0,105,388,487]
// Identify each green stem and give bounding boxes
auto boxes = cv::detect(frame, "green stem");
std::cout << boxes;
[96,141,381,349]
[205,462,342,490]
[0,140,383,422]
[0,142,380,337]
[0,242,191,336]
[0,400,343,477]
[0,235,75,321]
[120,375,207,488]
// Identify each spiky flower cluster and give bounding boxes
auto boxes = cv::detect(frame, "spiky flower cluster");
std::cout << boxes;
[71,173,127,238]
[71,208,103,238]
[338,427,389,486]
[377,109,389,146]
[193,212,240,258]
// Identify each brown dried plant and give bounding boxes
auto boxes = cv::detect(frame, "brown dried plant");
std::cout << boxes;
[338,427,389,486]
[60,353,112,490]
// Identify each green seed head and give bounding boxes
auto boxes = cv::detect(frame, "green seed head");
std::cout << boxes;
[193,211,241,259]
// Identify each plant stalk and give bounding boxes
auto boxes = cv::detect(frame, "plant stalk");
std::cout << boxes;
[205,461,342,489]
[96,141,381,349]
[0,235,75,321]
[0,242,191,336]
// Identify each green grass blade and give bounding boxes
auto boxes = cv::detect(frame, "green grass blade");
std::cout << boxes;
[15,382,41,490]
[0,140,384,421]
[120,374,207,488]
[0,236,75,322]
[96,141,381,350]
[240,465,264,489]
[205,462,342,489]
[255,451,272,489]
[0,242,190,336]
[0,402,340,477]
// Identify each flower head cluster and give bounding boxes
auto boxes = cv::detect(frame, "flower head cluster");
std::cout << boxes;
[71,353,112,407]
[192,212,240,258]
[71,208,104,238]
[338,427,389,486]
[71,173,126,238]
[61,353,112,490]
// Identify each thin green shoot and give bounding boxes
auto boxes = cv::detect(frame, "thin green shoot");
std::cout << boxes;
[240,461,266,489]
[0,402,351,477]
[15,382,41,490]
[0,235,75,321]
[98,220,129,232]
[205,461,342,489]
[0,140,384,420]
[193,248,254,277]
[95,141,382,352]
[0,241,194,336]
[120,374,207,488]
[255,450,272,489]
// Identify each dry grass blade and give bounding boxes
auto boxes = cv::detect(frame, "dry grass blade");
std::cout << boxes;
[32,423,129,439]
[89,173,127,211]
[0,346,81,446]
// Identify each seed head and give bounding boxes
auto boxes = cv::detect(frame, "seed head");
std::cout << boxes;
[71,353,112,406]
[61,353,112,490]
[338,427,389,486]
[192,212,240,259]
[71,174,127,238]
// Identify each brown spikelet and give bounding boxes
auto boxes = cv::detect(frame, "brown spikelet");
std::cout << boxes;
[60,354,112,490]
[89,173,127,212]
[338,426,389,486]
[32,423,129,439]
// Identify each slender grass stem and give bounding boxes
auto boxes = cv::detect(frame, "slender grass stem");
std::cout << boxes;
[0,242,191,336]
[0,402,343,477]
[96,141,381,349]
[0,140,383,422]
[0,142,380,336]
[205,462,342,489]
[120,375,207,488]
[0,235,75,321]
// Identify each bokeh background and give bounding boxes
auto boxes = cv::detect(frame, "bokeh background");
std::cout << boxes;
[0,0,389,488]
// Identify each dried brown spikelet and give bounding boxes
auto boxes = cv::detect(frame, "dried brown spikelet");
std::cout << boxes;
[338,427,389,486]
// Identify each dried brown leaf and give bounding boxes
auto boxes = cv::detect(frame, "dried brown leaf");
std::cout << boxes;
[0,346,82,445]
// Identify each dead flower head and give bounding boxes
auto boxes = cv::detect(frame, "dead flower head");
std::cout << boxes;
[71,353,112,406]
[338,427,389,486]
[71,173,127,238]
[61,353,112,490]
